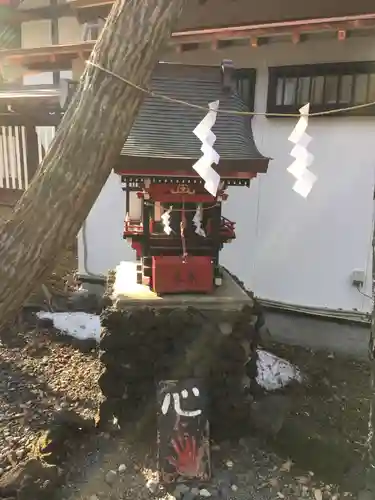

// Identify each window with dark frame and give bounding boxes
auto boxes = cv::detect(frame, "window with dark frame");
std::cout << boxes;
[235,68,256,111]
[267,62,375,117]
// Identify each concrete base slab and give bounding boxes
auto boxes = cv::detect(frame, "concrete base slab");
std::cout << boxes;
[264,309,370,360]
[111,261,252,311]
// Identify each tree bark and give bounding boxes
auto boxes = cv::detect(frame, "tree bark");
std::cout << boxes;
[0,0,186,329]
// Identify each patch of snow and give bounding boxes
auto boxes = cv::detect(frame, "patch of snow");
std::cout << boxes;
[36,311,101,342]
[256,349,302,391]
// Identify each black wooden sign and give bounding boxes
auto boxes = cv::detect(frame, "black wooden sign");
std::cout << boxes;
[157,378,211,483]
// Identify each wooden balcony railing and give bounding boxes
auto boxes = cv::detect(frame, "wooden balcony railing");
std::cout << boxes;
[0,124,55,205]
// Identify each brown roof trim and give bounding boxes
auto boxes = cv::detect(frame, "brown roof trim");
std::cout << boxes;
[2,12,375,68]
[0,42,94,68]
[173,12,375,35]
[172,13,375,43]
[0,41,93,60]
[114,157,269,176]
[67,0,111,8]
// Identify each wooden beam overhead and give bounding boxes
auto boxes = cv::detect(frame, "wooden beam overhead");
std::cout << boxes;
[291,31,300,44]
[1,13,375,70]
[13,3,73,22]
[171,15,375,44]
[0,42,94,69]
[67,0,112,7]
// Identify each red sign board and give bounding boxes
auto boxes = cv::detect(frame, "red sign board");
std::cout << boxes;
[152,256,213,294]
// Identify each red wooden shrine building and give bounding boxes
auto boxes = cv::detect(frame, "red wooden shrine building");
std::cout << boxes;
[117,63,269,294]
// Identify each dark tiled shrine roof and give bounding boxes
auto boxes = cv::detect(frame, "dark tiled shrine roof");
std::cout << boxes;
[120,64,267,168]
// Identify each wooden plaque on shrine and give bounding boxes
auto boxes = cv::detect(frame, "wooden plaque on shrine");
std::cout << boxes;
[157,378,211,483]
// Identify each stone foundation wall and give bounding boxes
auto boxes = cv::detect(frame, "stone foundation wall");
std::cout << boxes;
[99,302,263,439]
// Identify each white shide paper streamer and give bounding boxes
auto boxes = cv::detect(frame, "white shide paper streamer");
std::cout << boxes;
[192,100,221,197]
[161,207,172,235]
[287,103,317,198]
[193,204,206,237]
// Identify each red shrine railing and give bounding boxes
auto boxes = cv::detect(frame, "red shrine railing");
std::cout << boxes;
[124,218,143,235]
[219,217,236,238]
[124,216,236,240]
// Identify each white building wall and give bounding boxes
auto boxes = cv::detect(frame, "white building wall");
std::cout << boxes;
[21,19,51,48]
[58,16,82,45]
[77,172,134,277]
[164,36,375,314]
[21,14,75,85]
[78,36,375,314]
[21,14,83,49]
[17,20,372,313]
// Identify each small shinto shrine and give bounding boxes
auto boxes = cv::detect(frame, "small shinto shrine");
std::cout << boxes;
[117,62,269,295]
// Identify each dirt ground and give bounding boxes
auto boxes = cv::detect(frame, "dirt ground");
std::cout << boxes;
[267,343,372,491]
[0,326,101,471]
[0,325,372,500]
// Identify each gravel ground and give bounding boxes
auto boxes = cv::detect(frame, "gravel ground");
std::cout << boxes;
[0,325,369,500]
[61,431,352,500]
[0,325,102,475]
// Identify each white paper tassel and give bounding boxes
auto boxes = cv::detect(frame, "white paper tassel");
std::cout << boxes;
[192,100,221,197]
[193,204,206,237]
[161,207,172,235]
[287,103,317,198]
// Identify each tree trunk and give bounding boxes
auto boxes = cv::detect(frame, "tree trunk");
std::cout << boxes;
[0,0,186,329]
